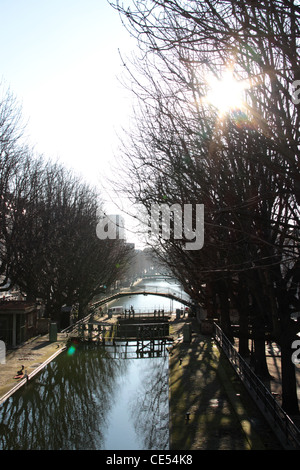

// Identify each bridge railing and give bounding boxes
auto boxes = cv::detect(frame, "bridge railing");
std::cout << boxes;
[93,282,190,301]
[121,309,170,319]
[129,285,190,300]
[61,311,93,335]
[213,322,300,450]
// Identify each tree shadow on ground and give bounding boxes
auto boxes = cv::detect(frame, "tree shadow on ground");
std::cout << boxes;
[169,319,283,450]
[169,336,248,449]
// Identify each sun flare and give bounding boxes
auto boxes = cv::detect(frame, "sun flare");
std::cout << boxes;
[205,69,248,115]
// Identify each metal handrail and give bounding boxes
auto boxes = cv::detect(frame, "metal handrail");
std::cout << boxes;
[213,322,300,450]
[61,312,93,335]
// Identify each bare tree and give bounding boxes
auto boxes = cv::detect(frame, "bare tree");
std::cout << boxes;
[8,159,131,322]
[110,0,300,414]
[0,84,131,326]
[0,84,30,291]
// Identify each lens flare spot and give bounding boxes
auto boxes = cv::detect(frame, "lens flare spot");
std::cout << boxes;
[67,345,76,356]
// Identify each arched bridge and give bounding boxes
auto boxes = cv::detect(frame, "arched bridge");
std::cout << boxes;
[92,288,192,309]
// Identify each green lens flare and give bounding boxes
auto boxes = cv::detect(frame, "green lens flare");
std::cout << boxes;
[67,345,76,356]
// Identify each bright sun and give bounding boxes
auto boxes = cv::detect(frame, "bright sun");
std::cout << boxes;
[205,69,248,115]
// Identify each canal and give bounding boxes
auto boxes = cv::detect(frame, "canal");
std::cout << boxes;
[0,278,189,450]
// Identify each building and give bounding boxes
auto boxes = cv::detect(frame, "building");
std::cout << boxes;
[0,301,38,348]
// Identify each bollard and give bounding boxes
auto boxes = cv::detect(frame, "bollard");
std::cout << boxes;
[49,323,57,342]
[183,323,192,343]
[0,340,6,364]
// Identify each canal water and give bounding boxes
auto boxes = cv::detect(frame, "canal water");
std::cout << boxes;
[0,278,189,450]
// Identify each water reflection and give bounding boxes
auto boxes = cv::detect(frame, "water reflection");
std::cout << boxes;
[0,342,169,450]
[129,357,169,450]
[0,345,120,449]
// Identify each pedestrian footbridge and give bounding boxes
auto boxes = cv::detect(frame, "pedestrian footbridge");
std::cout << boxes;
[92,286,192,309]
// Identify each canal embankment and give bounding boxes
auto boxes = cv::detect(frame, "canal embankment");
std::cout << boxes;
[0,312,288,450]
[0,312,120,403]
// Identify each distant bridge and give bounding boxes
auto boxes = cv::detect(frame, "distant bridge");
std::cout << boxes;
[140,274,175,280]
[92,288,192,309]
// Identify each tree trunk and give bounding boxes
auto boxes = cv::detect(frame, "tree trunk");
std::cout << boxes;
[280,319,299,416]
[252,313,271,379]
[78,301,89,320]
[238,311,250,357]
[45,302,61,325]
[218,279,234,342]
[236,276,250,357]
[281,343,299,416]
[205,281,215,319]
[276,283,299,416]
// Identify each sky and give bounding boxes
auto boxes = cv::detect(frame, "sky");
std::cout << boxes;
[0,0,140,242]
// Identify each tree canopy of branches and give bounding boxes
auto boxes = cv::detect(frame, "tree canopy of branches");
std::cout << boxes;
[110,0,300,415]
[0,84,130,325]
